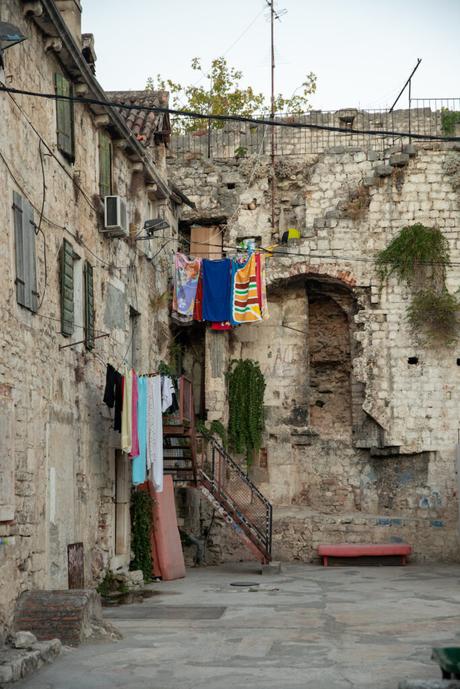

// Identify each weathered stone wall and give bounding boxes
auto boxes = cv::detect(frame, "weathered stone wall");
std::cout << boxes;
[0,1,179,641]
[169,131,460,563]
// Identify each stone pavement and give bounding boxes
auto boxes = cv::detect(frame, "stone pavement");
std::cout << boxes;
[14,563,460,689]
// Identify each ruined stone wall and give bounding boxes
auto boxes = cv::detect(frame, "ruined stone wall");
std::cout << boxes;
[0,0,177,641]
[169,134,460,564]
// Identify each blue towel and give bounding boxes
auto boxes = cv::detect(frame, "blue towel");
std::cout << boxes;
[202,258,232,322]
[132,376,147,485]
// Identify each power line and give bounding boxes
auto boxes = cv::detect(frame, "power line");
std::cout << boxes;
[1,84,459,141]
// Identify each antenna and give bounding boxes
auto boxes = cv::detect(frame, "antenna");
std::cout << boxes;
[265,1,287,232]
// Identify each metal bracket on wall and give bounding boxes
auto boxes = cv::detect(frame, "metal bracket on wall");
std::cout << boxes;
[59,332,109,350]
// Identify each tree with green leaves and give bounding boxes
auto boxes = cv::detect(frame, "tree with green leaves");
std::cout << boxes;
[146,56,316,131]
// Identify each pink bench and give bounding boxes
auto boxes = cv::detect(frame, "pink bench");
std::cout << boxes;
[318,543,412,567]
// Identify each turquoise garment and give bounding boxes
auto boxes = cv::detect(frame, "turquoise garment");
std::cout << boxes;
[132,376,147,485]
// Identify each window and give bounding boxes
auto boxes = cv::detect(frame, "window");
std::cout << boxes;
[60,238,74,337]
[60,240,84,343]
[13,191,38,312]
[84,262,95,350]
[55,73,74,160]
[98,130,112,198]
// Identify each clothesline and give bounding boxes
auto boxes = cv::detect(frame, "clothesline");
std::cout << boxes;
[103,364,179,491]
[172,249,269,330]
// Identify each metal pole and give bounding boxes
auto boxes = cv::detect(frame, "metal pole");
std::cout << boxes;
[270,0,276,231]
[389,58,422,113]
[408,77,412,144]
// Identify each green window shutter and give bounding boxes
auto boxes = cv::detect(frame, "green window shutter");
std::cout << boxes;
[98,131,112,197]
[84,262,95,350]
[13,191,26,308]
[55,73,74,160]
[13,192,38,312]
[60,239,74,337]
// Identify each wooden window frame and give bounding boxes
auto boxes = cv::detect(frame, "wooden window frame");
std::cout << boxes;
[12,191,38,313]
[98,130,113,198]
[55,72,75,161]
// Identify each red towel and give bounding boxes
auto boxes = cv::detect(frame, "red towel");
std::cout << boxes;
[193,272,203,321]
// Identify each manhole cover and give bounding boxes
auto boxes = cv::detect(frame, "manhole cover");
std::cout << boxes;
[104,605,226,620]
[230,582,260,587]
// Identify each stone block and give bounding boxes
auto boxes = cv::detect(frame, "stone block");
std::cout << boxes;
[367,150,381,162]
[0,664,13,683]
[389,153,410,167]
[374,165,393,177]
[33,639,62,663]
[13,631,37,649]
[402,143,417,157]
[363,176,376,187]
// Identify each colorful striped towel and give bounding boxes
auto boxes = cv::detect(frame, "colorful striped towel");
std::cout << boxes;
[231,253,263,324]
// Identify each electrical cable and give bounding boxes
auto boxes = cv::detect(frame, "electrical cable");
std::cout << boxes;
[0,145,141,273]
[35,141,48,310]
[1,84,459,141]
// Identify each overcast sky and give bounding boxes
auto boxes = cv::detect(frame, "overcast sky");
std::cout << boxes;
[82,0,460,111]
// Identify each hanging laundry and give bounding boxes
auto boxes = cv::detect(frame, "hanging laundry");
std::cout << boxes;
[161,375,178,414]
[147,375,164,492]
[193,270,203,321]
[256,252,270,320]
[132,376,147,485]
[103,364,123,432]
[121,366,132,454]
[210,322,232,331]
[202,258,232,322]
[130,371,140,458]
[172,253,201,325]
[231,252,263,324]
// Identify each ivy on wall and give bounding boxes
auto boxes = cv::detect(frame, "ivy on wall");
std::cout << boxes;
[441,108,460,136]
[377,223,458,344]
[130,490,153,582]
[227,359,266,464]
[196,418,228,448]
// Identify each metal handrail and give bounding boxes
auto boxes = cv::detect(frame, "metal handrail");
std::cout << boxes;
[206,438,272,556]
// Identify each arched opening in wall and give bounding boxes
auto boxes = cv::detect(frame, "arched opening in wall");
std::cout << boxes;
[307,281,353,441]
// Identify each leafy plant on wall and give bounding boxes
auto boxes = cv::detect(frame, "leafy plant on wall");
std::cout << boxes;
[226,359,266,464]
[130,490,153,582]
[441,108,460,136]
[377,223,458,344]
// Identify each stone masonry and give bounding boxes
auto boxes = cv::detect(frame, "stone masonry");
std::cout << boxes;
[169,125,460,563]
[0,0,186,641]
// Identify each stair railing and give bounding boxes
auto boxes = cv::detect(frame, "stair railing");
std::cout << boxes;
[201,438,272,559]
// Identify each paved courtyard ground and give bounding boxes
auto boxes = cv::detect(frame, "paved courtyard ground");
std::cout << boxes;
[15,562,460,689]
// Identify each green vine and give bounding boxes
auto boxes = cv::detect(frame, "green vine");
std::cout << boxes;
[407,289,458,344]
[196,418,228,448]
[227,359,265,464]
[441,108,460,136]
[376,223,450,284]
[377,223,457,344]
[130,490,153,582]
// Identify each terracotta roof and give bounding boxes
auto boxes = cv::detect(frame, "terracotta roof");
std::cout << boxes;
[105,90,171,146]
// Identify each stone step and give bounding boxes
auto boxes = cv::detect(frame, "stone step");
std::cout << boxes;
[14,590,121,647]
[0,633,61,684]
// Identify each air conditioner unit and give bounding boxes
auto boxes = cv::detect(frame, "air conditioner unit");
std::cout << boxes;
[102,196,129,237]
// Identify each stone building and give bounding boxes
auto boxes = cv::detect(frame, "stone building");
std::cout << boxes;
[167,117,460,563]
[0,0,190,641]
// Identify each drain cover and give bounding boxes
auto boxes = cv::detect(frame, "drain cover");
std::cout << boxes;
[104,605,226,620]
[230,582,260,587]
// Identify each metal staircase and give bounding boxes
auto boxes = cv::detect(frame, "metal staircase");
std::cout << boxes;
[163,376,272,564]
